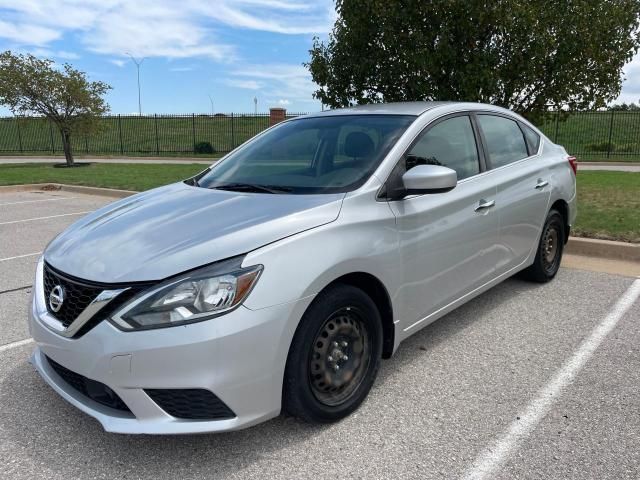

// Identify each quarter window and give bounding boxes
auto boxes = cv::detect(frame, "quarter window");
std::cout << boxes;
[407,116,480,180]
[521,123,541,154]
[478,115,529,168]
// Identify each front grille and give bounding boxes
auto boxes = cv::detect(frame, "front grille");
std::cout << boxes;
[42,262,152,336]
[145,389,236,420]
[43,264,103,328]
[46,356,131,412]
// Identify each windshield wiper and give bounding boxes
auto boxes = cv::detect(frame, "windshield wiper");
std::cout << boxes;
[211,183,292,194]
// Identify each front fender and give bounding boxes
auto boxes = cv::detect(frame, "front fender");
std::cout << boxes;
[241,192,401,315]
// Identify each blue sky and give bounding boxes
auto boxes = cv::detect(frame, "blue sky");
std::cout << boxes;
[1,0,639,116]
[0,0,335,115]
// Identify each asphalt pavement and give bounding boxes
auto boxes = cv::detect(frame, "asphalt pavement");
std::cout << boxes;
[0,189,638,480]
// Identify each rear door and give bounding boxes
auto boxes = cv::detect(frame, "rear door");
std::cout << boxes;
[476,114,551,275]
[387,114,501,330]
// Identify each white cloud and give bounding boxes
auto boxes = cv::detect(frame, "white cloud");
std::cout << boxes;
[110,59,126,67]
[170,66,195,72]
[278,99,291,105]
[0,19,60,45]
[193,1,332,35]
[230,63,318,106]
[618,53,640,102]
[53,50,80,59]
[224,79,263,90]
[0,0,332,60]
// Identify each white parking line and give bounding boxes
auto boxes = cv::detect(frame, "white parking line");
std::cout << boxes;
[0,211,91,226]
[0,338,33,353]
[0,252,42,262]
[0,196,76,207]
[463,278,640,480]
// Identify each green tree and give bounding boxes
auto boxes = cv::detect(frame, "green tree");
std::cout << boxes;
[609,102,640,110]
[0,51,111,166]
[307,1,640,119]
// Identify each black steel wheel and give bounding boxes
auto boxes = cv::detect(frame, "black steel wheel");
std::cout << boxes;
[283,284,382,423]
[523,209,565,282]
[309,306,372,406]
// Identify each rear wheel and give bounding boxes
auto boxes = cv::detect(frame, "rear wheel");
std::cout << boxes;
[523,209,565,282]
[283,284,382,423]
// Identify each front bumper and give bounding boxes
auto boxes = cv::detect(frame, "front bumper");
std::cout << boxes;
[28,274,313,434]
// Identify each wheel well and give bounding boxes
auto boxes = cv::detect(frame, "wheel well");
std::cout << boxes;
[326,273,395,359]
[550,199,570,243]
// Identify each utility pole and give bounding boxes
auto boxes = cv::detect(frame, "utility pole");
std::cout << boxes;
[208,95,214,115]
[253,96,258,115]
[125,53,145,115]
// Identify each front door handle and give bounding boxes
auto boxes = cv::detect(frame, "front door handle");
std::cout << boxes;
[475,199,495,212]
[535,180,549,189]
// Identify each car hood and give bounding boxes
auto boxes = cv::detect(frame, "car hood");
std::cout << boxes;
[44,182,344,283]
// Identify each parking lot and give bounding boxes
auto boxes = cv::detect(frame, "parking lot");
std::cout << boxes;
[0,188,638,480]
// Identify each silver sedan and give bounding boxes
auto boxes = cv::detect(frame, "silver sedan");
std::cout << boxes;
[28,102,577,433]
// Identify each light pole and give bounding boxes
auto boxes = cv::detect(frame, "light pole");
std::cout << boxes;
[125,53,145,115]
[208,95,214,115]
[253,96,258,115]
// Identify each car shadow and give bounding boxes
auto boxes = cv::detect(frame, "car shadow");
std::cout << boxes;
[0,275,546,479]
[375,274,544,383]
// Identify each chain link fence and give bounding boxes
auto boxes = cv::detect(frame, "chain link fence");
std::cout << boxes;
[0,110,639,160]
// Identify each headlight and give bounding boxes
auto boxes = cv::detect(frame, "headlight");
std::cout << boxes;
[110,258,262,331]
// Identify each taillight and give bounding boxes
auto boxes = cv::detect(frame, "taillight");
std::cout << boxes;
[568,156,578,175]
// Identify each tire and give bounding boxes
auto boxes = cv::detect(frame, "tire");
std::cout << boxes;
[283,284,383,423]
[522,209,565,283]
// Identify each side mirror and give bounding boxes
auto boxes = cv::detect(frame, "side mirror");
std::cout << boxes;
[401,165,457,196]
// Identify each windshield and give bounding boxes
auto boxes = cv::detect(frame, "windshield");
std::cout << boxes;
[196,114,415,194]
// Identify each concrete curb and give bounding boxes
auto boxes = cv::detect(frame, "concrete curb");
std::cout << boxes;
[1,183,638,262]
[578,161,638,166]
[0,183,135,199]
[566,237,640,262]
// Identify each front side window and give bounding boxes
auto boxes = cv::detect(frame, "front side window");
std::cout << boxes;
[197,115,415,194]
[478,115,529,168]
[406,115,480,180]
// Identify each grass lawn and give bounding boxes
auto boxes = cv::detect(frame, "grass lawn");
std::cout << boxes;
[0,162,206,191]
[0,164,637,242]
[573,171,640,243]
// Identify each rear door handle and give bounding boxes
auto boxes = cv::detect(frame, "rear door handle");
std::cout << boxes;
[535,180,549,189]
[475,199,495,212]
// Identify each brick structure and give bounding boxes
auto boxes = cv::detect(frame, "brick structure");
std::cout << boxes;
[269,107,286,126]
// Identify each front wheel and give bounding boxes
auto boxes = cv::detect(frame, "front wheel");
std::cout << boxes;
[283,284,382,423]
[523,209,565,282]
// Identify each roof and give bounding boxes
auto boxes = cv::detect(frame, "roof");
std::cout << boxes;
[305,101,453,117]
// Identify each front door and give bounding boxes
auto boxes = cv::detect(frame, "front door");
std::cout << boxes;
[387,114,500,332]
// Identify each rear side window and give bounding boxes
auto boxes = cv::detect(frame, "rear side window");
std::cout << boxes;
[478,115,529,168]
[521,123,541,153]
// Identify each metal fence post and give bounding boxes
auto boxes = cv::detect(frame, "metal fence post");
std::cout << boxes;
[154,114,160,155]
[554,111,560,143]
[607,110,615,159]
[15,117,23,153]
[49,120,55,154]
[192,113,196,153]
[118,114,124,154]
[231,113,235,150]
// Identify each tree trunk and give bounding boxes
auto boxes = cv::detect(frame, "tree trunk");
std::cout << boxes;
[61,130,74,166]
